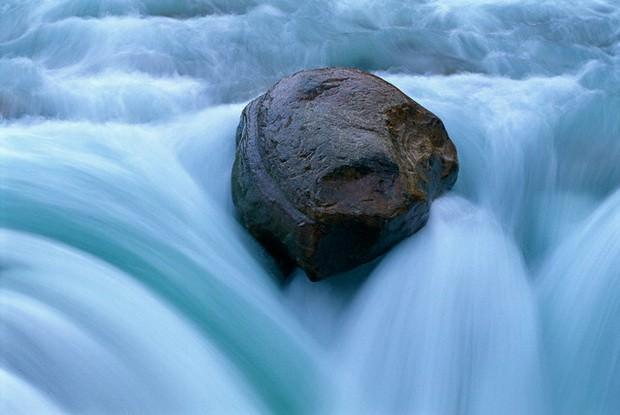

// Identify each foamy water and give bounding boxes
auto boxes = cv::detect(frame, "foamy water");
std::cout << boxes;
[1,1,619,414]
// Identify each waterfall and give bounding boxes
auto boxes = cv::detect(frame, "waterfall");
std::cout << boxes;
[1,1,619,414]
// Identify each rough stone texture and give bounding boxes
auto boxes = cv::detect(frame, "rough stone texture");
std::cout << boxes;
[232,68,458,281]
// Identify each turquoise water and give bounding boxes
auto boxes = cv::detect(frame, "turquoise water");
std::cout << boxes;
[1,1,619,414]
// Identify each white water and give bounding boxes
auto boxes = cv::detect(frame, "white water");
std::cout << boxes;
[1,1,619,414]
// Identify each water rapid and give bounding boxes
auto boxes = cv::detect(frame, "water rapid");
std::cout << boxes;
[1,1,619,414]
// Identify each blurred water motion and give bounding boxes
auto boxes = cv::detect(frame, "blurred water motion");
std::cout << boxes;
[1,1,619,414]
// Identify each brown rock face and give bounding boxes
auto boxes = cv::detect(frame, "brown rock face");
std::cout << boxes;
[232,68,458,281]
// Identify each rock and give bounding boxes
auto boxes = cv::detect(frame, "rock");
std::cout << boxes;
[232,68,458,281]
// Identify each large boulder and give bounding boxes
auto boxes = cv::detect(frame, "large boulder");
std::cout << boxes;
[232,68,458,281]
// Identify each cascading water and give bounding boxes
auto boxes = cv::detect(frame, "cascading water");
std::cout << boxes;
[1,1,619,414]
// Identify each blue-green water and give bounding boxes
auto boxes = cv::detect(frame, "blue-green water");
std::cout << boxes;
[1,1,619,414]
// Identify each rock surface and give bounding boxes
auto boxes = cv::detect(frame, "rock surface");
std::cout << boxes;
[232,68,458,281]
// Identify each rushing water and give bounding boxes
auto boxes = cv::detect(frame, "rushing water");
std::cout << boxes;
[1,1,619,414]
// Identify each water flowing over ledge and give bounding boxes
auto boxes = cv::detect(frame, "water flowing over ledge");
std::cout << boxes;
[1,1,619,414]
